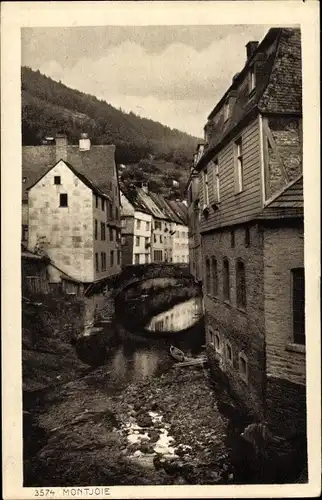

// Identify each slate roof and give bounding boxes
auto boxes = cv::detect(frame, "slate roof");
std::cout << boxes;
[262,175,303,217]
[149,192,182,225]
[119,183,151,215]
[22,144,116,201]
[167,200,188,225]
[198,27,302,169]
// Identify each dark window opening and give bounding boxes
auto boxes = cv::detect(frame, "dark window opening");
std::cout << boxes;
[211,257,218,297]
[236,260,246,308]
[94,219,98,240]
[223,258,230,301]
[54,176,61,185]
[59,193,68,207]
[226,343,233,362]
[95,195,99,209]
[95,253,99,272]
[292,268,305,345]
[101,222,106,241]
[110,250,114,266]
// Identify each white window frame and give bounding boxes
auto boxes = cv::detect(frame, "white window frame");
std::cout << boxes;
[235,137,244,194]
[224,100,230,122]
[203,168,209,207]
[248,66,256,93]
[213,159,220,204]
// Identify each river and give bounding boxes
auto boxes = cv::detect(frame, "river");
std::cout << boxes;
[96,296,205,386]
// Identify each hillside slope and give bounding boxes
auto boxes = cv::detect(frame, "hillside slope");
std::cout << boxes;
[22,67,200,164]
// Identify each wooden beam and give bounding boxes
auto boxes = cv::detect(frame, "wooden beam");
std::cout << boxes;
[262,119,290,183]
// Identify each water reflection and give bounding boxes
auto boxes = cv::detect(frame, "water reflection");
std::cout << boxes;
[81,296,205,387]
[145,297,203,333]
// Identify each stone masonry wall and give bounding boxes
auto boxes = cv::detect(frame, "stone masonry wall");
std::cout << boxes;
[263,222,305,386]
[202,223,266,418]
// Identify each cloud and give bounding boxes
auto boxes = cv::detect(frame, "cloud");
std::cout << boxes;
[35,27,268,135]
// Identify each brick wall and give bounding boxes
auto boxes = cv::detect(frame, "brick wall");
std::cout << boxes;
[263,221,305,386]
[202,223,266,417]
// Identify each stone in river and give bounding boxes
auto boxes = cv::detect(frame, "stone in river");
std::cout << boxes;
[136,413,153,428]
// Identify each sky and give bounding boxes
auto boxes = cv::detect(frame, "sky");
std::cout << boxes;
[22,25,271,137]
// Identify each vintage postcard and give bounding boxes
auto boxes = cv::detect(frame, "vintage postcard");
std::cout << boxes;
[1,1,321,499]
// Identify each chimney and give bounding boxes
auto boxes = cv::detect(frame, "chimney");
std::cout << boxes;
[246,41,259,59]
[79,132,91,152]
[55,134,68,162]
[141,181,148,193]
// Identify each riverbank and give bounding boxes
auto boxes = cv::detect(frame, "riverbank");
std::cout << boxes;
[24,362,233,487]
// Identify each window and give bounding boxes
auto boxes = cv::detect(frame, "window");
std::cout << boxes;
[211,257,218,297]
[212,159,220,203]
[121,236,126,245]
[203,168,209,207]
[59,193,68,207]
[115,206,119,220]
[236,260,246,308]
[225,341,233,364]
[101,252,106,271]
[239,352,248,382]
[205,257,211,294]
[95,253,99,272]
[101,198,105,211]
[135,254,140,264]
[154,234,157,243]
[95,195,99,208]
[155,220,162,230]
[245,227,250,247]
[54,176,61,185]
[146,221,150,231]
[136,236,140,247]
[248,66,256,93]
[145,237,150,247]
[292,268,305,345]
[117,250,121,266]
[145,254,149,263]
[110,250,114,266]
[101,222,106,241]
[94,219,98,240]
[224,100,230,122]
[235,138,244,193]
[109,227,114,241]
[107,202,113,219]
[160,235,163,243]
[223,258,230,301]
[230,230,235,248]
[137,219,141,230]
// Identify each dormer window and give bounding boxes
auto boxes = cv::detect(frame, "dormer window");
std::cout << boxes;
[248,65,256,94]
[22,177,27,183]
[224,100,230,122]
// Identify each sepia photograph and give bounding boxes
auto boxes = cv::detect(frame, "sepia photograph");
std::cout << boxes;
[1,1,321,499]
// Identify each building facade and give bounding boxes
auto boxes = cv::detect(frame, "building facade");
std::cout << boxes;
[23,134,122,285]
[120,183,190,266]
[191,28,305,437]
[186,145,203,280]
[120,189,152,266]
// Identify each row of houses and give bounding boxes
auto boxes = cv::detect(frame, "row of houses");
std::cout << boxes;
[21,133,189,295]
[120,183,189,266]
[186,28,306,438]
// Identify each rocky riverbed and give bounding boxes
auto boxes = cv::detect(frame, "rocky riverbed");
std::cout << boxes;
[24,363,234,486]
